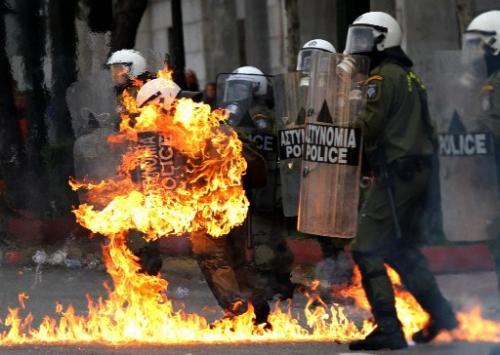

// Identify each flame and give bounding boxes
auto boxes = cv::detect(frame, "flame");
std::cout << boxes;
[0,231,372,344]
[71,76,249,239]
[335,265,429,338]
[437,306,500,342]
[0,74,372,345]
[0,72,498,345]
[336,265,500,342]
[157,66,174,80]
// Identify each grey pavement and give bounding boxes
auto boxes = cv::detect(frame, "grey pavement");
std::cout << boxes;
[0,258,497,355]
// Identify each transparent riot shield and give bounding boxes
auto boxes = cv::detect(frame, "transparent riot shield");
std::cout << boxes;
[216,72,276,140]
[66,69,117,139]
[274,72,307,217]
[69,49,166,198]
[297,52,369,238]
[430,50,499,242]
[68,69,122,203]
[216,72,278,212]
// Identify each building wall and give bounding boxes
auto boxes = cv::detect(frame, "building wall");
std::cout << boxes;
[201,0,240,82]
[182,0,206,84]
[397,0,461,85]
[268,0,285,74]
[135,0,499,86]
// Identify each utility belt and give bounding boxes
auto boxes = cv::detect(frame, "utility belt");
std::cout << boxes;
[373,155,432,181]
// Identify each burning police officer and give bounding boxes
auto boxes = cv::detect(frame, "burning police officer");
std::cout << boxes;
[344,12,458,350]
[106,49,163,276]
[136,74,272,325]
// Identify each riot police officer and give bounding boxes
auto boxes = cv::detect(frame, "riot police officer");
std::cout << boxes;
[107,49,150,91]
[106,49,163,276]
[297,39,336,72]
[344,12,458,350]
[134,74,271,326]
[466,10,500,291]
[217,66,295,300]
[297,40,355,289]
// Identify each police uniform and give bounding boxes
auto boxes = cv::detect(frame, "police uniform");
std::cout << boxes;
[240,104,295,299]
[351,57,457,340]
[190,228,270,323]
[479,68,500,287]
[190,141,271,323]
[116,73,164,276]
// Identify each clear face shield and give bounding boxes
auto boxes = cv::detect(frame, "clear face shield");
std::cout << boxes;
[462,33,487,67]
[296,49,315,72]
[223,80,254,103]
[110,63,131,87]
[222,79,255,126]
[344,26,376,54]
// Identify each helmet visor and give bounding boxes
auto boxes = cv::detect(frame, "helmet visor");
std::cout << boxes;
[462,33,487,65]
[110,63,131,86]
[297,49,315,72]
[344,26,375,54]
[223,80,254,102]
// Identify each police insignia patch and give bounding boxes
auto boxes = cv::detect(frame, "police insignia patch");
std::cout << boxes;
[367,82,378,99]
[481,93,491,112]
[480,85,493,112]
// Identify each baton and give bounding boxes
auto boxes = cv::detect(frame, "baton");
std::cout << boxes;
[380,162,402,240]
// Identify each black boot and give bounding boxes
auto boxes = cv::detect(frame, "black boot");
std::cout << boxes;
[211,298,271,330]
[252,298,271,328]
[349,321,407,351]
[412,291,458,344]
[136,244,163,275]
[412,312,458,343]
[274,278,296,300]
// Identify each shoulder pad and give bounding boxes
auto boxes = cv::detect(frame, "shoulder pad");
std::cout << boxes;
[367,75,384,83]
[481,84,494,94]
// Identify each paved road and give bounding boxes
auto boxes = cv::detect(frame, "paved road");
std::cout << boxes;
[0,341,498,355]
[0,260,497,355]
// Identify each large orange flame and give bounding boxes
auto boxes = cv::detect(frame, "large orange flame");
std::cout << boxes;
[70,70,249,239]
[0,68,498,345]
[337,265,500,342]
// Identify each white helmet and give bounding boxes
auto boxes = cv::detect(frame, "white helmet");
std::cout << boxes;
[297,39,336,72]
[224,66,268,102]
[136,78,181,110]
[344,12,402,54]
[464,11,500,57]
[107,49,147,86]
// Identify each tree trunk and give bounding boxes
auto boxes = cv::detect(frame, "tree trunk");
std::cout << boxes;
[201,0,239,80]
[336,0,370,51]
[0,4,26,210]
[285,0,300,72]
[87,0,113,33]
[110,0,147,52]
[16,0,50,214]
[49,0,77,144]
[48,0,79,214]
[171,0,186,88]
[455,0,474,46]
[244,0,270,73]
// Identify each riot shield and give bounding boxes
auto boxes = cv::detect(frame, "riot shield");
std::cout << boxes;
[430,50,499,242]
[274,72,307,217]
[66,69,116,139]
[297,52,369,238]
[216,72,277,146]
[216,72,278,212]
[68,69,122,201]
[133,131,186,192]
